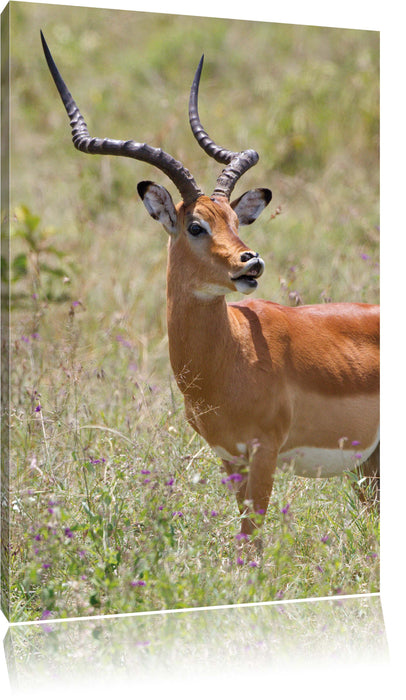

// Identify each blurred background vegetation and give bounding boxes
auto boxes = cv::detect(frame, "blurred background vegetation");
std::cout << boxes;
[9,2,379,314]
[4,2,379,620]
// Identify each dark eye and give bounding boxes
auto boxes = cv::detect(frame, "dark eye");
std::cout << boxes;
[188,222,206,237]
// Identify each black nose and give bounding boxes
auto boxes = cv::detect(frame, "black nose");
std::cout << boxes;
[240,251,259,263]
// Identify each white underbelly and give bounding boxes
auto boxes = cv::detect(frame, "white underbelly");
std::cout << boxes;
[277,433,380,478]
[213,430,379,478]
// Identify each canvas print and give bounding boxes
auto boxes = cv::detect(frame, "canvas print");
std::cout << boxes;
[4,596,388,692]
[1,1,379,623]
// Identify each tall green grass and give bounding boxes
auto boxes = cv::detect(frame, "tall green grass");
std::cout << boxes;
[5,3,379,621]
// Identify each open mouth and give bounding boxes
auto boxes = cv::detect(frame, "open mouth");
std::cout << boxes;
[231,258,265,290]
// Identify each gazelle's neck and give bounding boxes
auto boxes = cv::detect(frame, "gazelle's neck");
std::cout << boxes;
[166,261,234,395]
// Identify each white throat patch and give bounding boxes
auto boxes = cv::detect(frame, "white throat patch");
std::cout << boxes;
[193,284,231,300]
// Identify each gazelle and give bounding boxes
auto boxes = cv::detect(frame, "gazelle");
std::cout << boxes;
[41,33,380,537]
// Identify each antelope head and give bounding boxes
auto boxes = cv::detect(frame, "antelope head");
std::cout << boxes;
[41,35,271,299]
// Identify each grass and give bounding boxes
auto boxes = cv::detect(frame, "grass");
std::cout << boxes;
[4,3,379,621]
[6,596,387,688]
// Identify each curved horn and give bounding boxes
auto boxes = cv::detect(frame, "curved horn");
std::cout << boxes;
[189,55,259,200]
[41,31,203,206]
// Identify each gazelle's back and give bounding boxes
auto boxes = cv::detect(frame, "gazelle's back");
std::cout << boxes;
[230,298,379,396]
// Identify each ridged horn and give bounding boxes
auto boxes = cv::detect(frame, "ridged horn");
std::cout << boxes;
[41,31,203,206]
[189,54,259,199]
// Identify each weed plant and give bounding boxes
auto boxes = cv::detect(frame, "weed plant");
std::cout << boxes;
[5,4,379,621]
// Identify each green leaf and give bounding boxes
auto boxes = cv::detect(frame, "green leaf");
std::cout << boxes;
[15,205,41,233]
[42,244,66,259]
[39,262,69,278]
[1,255,9,282]
[12,253,28,280]
[81,501,97,524]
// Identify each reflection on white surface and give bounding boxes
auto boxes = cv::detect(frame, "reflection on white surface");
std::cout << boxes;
[4,595,387,696]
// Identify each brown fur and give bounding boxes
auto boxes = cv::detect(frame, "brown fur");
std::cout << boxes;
[149,192,379,535]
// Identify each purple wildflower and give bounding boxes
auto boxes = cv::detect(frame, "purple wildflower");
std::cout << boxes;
[165,477,175,486]
[141,469,151,475]
[222,473,243,485]
[321,535,329,543]
[249,561,258,568]
[235,533,249,542]
[237,557,244,566]
[35,405,42,413]
[211,510,218,517]
[42,563,51,569]
[172,511,183,518]
[116,334,132,348]
[131,580,146,587]
[351,440,361,446]
[281,504,290,515]
[64,527,74,539]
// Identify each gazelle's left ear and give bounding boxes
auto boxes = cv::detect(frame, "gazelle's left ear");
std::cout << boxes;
[231,188,272,226]
[137,181,178,235]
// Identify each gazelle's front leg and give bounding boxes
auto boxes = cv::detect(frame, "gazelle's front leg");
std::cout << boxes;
[240,442,278,536]
[222,459,249,516]
[223,442,278,536]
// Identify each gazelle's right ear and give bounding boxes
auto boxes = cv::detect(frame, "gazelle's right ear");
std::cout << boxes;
[137,181,178,235]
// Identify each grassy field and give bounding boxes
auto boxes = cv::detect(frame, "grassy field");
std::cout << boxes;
[6,596,387,688]
[4,3,379,621]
